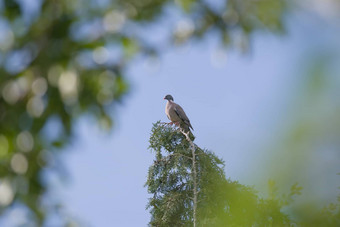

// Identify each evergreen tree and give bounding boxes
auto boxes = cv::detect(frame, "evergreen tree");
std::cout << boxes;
[146,122,293,226]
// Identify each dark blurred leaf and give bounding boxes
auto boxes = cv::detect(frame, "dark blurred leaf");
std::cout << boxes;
[3,0,21,20]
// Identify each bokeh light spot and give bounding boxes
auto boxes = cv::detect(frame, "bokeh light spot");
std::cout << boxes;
[0,29,14,51]
[27,96,45,118]
[48,65,63,87]
[58,71,78,105]
[0,179,14,206]
[11,153,28,175]
[16,131,34,152]
[93,47,109,64]
[17,73,33,98]
[2,81,21,104]
[174,19,195,41]
[32,77,48,96]
[103,11,126,33]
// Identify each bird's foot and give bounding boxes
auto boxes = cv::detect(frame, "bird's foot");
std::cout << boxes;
[167,122,180,126]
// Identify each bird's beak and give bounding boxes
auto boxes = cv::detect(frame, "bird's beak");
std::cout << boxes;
[163,97,166,100]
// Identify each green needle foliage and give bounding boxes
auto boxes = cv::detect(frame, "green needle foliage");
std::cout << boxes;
[146,122,293,226]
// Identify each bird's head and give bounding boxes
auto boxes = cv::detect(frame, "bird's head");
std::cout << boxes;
[163,94,174,101]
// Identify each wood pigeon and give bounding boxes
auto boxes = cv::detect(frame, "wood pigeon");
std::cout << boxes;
[164,94,193,133]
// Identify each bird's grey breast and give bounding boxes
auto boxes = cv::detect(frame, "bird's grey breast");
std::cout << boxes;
[165,101,171,120]
[165,101,181,122]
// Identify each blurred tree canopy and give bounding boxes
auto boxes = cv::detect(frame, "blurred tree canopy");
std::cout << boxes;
[146,122,340,226]
[0,0,289,224]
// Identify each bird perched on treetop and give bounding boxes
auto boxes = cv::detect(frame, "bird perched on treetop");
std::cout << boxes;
[164,94,193,134]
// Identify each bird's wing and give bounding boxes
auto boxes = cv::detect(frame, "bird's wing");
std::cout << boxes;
[174,104,193,130]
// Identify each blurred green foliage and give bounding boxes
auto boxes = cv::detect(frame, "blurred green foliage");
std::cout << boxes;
[146,122,340,226]
[0,0,289,223]
[262,54,340,226]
